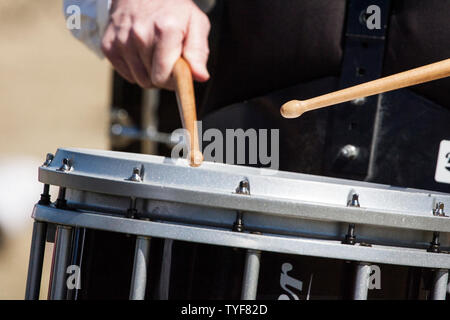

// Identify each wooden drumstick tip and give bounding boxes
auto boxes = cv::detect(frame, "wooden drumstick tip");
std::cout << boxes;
[189,150,204,167]
[280,100,307,118]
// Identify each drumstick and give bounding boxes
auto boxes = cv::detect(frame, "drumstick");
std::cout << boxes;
[280,58,450,118]
[172,57,203,167]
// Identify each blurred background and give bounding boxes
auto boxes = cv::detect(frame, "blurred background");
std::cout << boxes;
[0,0,110,298]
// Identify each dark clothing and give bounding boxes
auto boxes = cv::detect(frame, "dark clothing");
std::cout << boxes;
[200,0,450,114]
[158,0,450,187]
[189,0,450,192]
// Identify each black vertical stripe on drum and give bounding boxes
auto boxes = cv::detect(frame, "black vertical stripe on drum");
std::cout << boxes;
[367,265,411,300]
[167,242,245,299]
[406,267,423,300]
[145,238,165,300]
[161,241,197,299]
[340,261,355,300]
[76,229,135,299]
[420,268,436,299]
[209,247,245,299]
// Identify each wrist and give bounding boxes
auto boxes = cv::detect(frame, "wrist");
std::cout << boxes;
[97,0,112,38]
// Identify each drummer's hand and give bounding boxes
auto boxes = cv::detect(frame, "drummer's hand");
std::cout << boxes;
[101,0,211,89]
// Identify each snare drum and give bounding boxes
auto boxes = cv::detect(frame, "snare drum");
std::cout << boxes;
[25,148,450,300]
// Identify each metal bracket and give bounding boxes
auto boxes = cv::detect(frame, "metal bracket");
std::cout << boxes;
[324,0,391,179]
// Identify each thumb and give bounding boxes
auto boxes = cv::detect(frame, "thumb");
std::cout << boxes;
[183,10,211,82]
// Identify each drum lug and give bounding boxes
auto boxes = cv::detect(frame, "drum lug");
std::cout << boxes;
[47,187,68,243]
[236,178,250,195]
[343,223,357,245]
[347,193,360,207]
[342,193,360,245]
[56,187,67,209]
[126,197,138,219]
[38,184,51,206]
[427,232,441,253]
[128,167,143,182]
[428,203,446,253]
[57,158,72,172]
[233,212,244,232]
[39,154,54,205]
[125,167,143,219]
[433,202,446,217]
[42,153,54,167]
[233,179,250,232]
